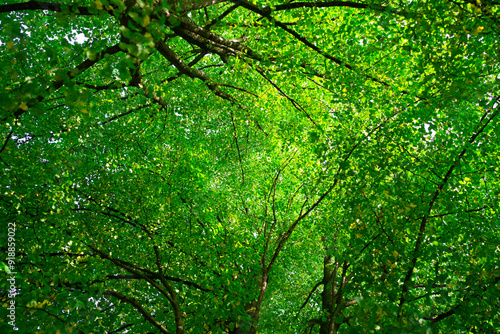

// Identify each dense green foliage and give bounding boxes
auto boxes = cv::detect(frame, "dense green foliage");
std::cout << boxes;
[1,0,500,333]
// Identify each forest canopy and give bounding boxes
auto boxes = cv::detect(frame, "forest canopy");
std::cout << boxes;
[1,0,500,333]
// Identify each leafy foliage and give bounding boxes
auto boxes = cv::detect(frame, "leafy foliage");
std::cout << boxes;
[1,0,500,333]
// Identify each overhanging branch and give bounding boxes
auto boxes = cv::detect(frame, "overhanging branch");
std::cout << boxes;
[0,1,97,15]
[103,290,172,334]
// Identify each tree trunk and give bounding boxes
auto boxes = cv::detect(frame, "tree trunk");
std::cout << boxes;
[319,255,342,334]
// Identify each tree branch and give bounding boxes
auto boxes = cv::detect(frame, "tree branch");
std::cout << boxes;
[103,290,172,334]
[230,0,392,88]
[398,105,500,308]
[156,40,236,104]
[266,109,398,273]
[299,281,322,311]
[10,43,121,119]
[0,1,97,15]
[0,126,13,155]
[274,1,409,17]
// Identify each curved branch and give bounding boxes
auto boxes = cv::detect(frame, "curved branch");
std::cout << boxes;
[205,1,241,29]
[108,323,134,334]
[10,43,121,119]
[274,1,409,17]
[299,281,322,311]
[0,126,13,155]
[275,1,369,10]
[425,274,500,324]
[100,103,151,125]
[255,68,320,129]
[230,109,245,183]
[178,0,228,13]
[156,40,236,103]
[266,110,398,273]
[107,274,210,292]
[398,105,500,307]
[0,1,95,14]
[230,0,392,88]
[103,290,172,334]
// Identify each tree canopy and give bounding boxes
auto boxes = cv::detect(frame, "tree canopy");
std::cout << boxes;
[1,0,500,333]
